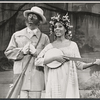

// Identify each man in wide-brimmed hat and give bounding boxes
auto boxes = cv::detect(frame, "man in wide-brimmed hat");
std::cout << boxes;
[5,6,50,98]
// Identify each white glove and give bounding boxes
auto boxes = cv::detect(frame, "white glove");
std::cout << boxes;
[93,59,100,65]
[22,42,30,55]
[29,44,36,55]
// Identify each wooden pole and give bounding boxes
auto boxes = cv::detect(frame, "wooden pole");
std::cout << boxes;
[6,56,31,98]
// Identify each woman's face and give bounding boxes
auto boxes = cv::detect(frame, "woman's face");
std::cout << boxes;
[54,22,66,37]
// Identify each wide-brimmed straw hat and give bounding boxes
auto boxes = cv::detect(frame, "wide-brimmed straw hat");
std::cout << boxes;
[23,6,46,24]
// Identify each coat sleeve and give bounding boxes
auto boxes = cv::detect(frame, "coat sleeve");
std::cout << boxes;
[73,42,85,70]
[44,35,50,46]
[4,33,24,60]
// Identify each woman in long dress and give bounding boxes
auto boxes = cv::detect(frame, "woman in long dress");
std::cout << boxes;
[35,13,100,98]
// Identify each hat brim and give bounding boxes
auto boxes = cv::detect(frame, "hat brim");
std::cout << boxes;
[23,10,46,24]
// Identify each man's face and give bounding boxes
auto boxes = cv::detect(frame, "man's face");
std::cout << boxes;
[26,13,40,26]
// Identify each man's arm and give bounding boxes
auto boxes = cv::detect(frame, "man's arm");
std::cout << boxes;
[4,33,24,60]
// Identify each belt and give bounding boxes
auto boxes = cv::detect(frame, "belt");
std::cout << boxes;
[36,66,44,72]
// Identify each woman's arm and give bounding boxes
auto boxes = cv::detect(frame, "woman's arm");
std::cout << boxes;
[44,56,56,65]
[73,42,100,70]
[82,62,95,69]
[44,55,67,65]
[83,59,100,69]
[35,44,53,66]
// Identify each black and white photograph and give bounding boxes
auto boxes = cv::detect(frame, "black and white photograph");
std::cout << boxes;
[0,1,100,98]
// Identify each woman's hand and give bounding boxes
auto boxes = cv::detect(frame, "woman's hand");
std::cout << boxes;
[55,55,67,63]
[93,59,100,65]
[63,56,70,62]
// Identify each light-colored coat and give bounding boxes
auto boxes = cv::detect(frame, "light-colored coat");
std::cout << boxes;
[5,27,50,91]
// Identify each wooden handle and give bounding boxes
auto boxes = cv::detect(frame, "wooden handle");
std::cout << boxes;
[64,56,96,63]
[6,56,32,98]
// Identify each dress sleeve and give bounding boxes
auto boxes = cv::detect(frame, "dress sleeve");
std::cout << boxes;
[73,42,85,70]
[35,43,52,67]
[4,33,24,60]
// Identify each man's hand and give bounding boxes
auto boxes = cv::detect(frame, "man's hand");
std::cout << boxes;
[22,42,30,55]
[29,44,37,57]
